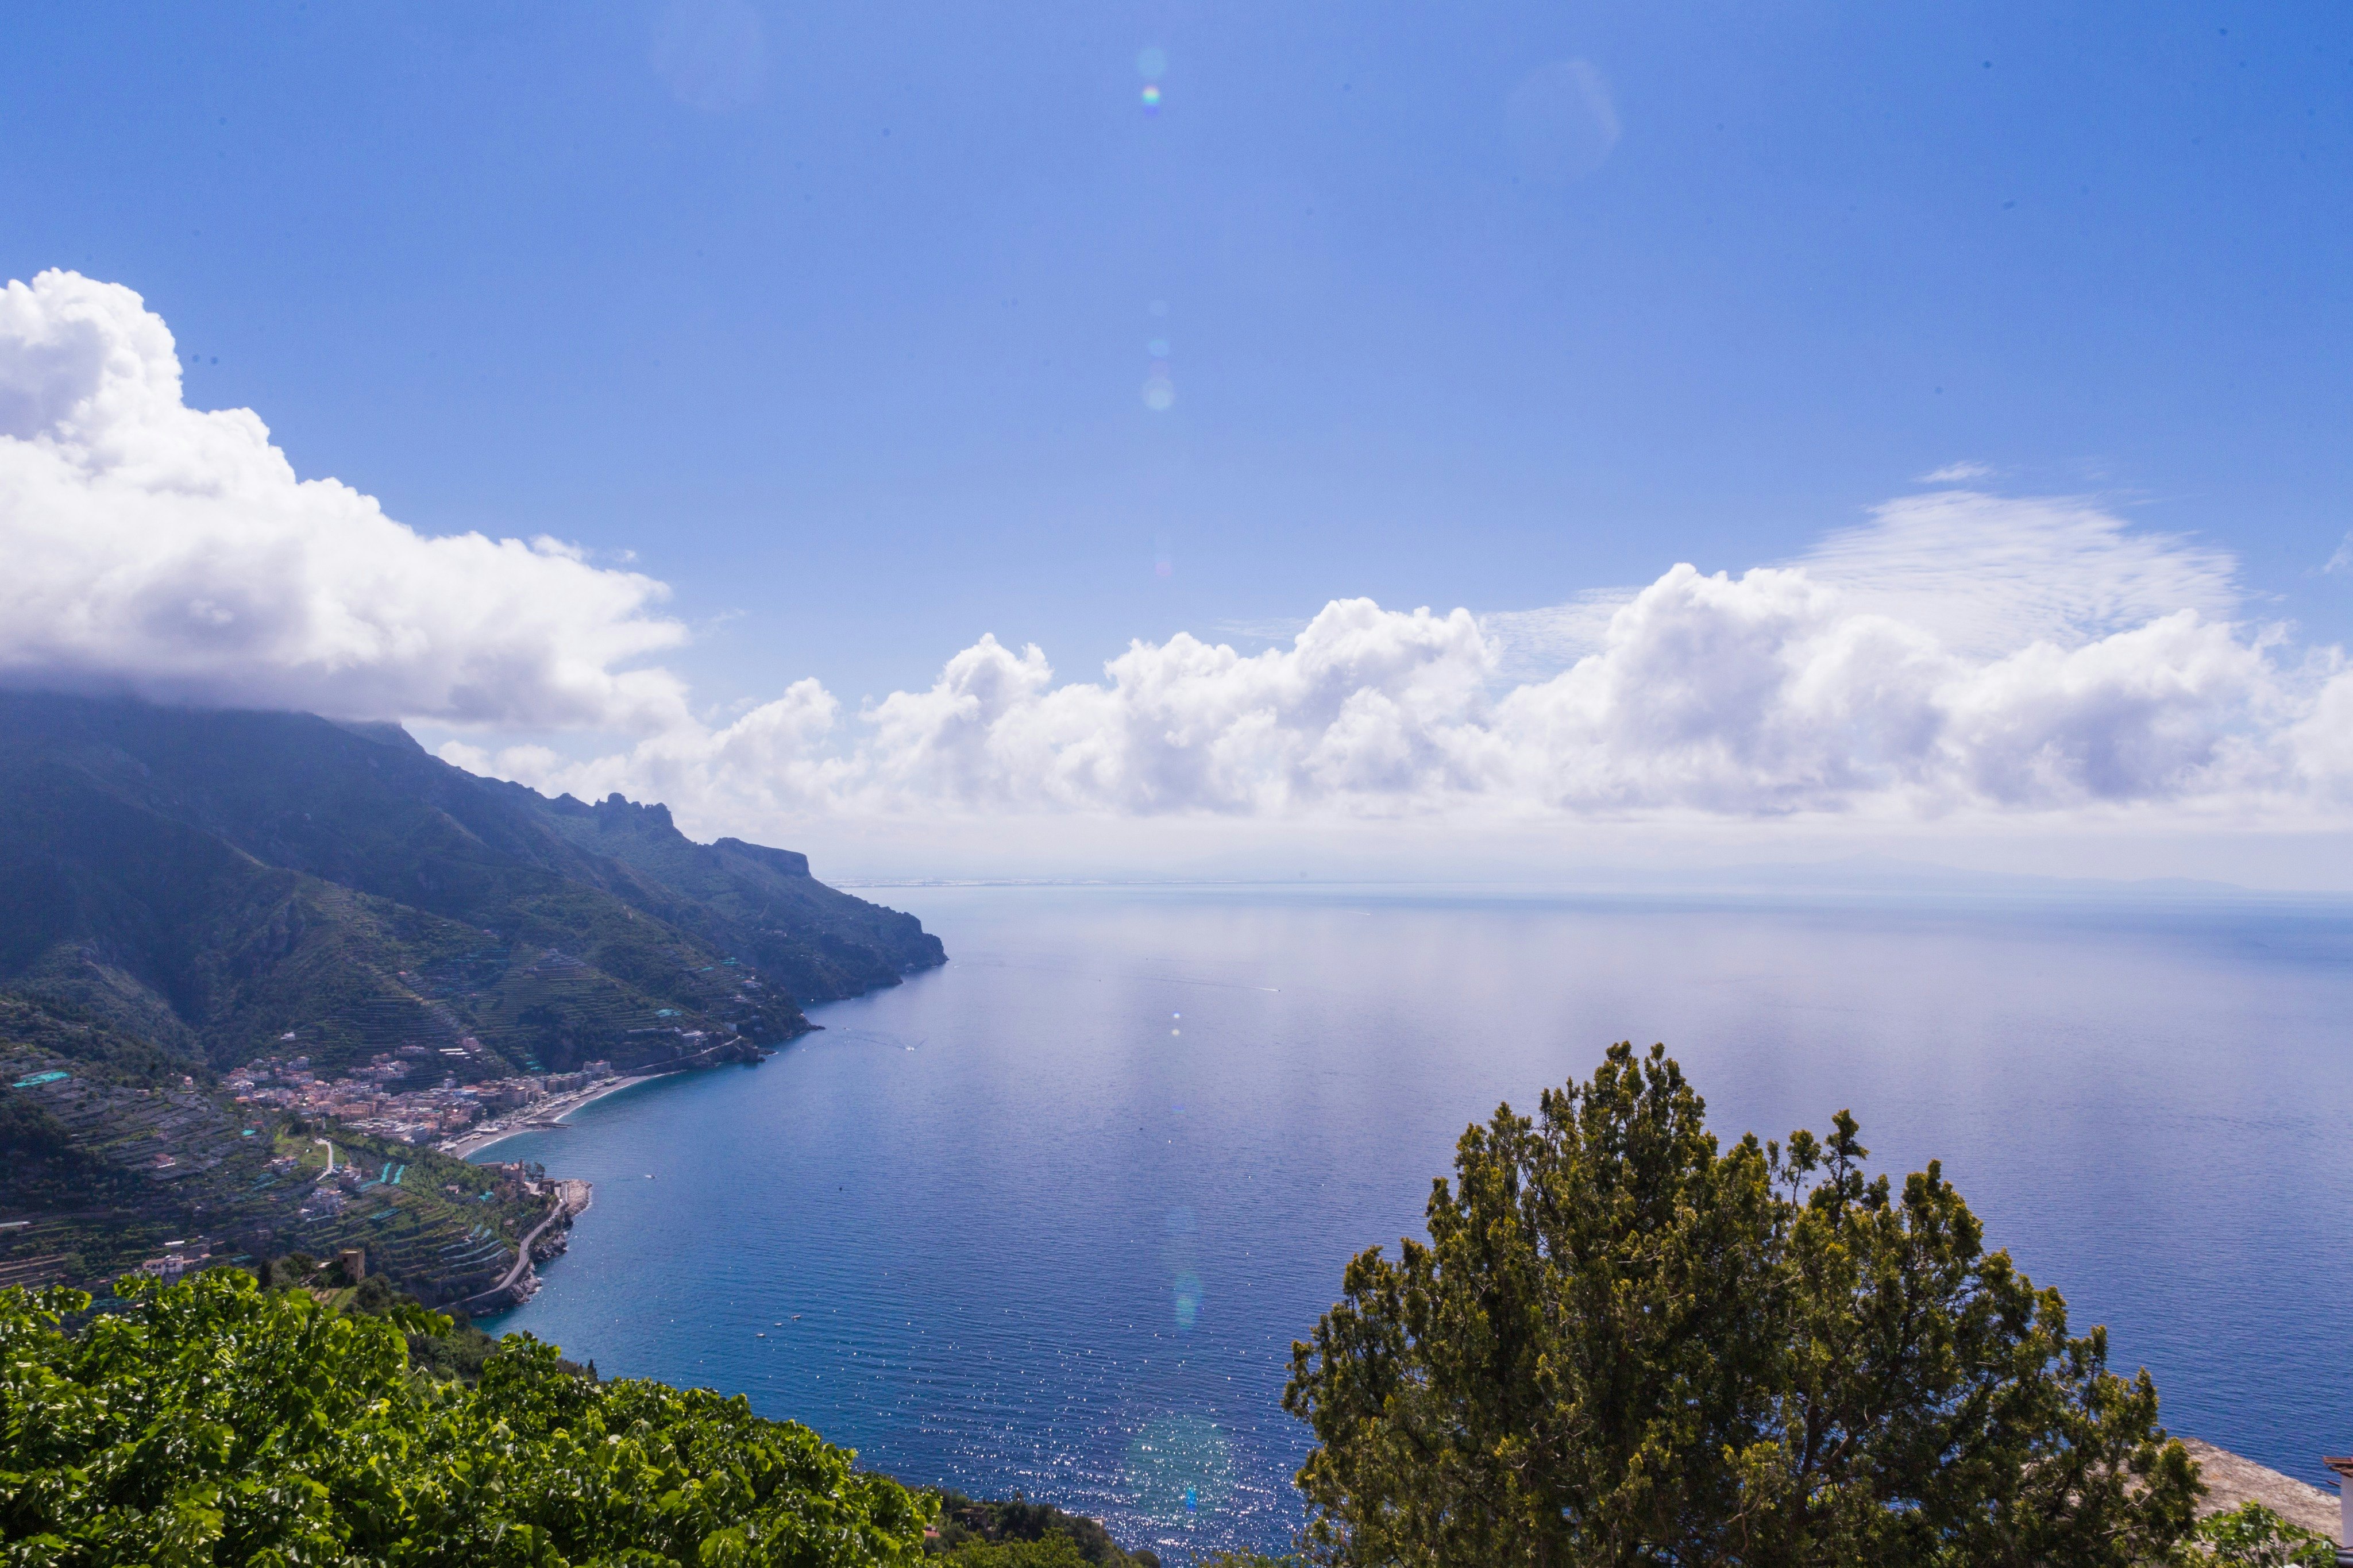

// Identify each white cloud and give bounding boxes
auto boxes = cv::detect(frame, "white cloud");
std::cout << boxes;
[0,270,687,727]
[1479,566,2278,816]
[2324,532,2353,574]
[1481,489,2242,680]
[491,563,2336,833]
[1797,490,2240,656]
[1921,461,1993,482]
[2289,661,2353,800]
[11,269,2352,844]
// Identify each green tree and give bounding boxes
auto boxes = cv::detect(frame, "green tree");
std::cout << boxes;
[1283,1042,2198,1567]
[2173,1503,2338,1567]
[936,1532,1094,1567]
[0,1268,931,1565]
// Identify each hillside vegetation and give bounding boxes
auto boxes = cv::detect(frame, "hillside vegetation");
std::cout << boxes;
[0,990,555,1300]
[0,1270,932,1566]
[0,692,943,1079]
[0,692,944,1300]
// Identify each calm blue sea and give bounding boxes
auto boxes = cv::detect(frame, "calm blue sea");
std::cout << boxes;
[477,885,2353,1562]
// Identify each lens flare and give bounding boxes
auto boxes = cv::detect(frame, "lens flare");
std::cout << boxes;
[1142,376,1175,411]
[1136,45,1167,78]
[1173,1269,1203,1328]
[1140,83,1162,112]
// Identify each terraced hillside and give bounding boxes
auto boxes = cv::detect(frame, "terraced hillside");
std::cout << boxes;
[0,994,547,1301]
[0,690,943,1079]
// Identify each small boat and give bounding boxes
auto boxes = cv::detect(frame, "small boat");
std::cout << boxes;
[755,1332,766,1338]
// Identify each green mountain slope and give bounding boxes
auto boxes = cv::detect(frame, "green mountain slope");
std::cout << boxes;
[0,989,556,1303]
[0,692,943,1079]
[516,789,939,1000]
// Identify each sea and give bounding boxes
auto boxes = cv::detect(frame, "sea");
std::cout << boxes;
[476,883,2353,1562]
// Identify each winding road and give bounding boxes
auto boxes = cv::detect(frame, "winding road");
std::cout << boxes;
[464,1180,591,1312]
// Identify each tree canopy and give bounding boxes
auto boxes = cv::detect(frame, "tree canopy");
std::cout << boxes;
[0,1269,930,1567]
[1283,1042,2200,1567]
[2175,1503,2337,1568]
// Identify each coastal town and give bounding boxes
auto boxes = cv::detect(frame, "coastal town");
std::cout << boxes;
[225,1046,624,1154]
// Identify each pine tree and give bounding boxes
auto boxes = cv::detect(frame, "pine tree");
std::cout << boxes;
[1284,1042,2198,1567]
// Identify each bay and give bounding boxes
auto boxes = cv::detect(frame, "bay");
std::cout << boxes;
[477,884,2353,1562]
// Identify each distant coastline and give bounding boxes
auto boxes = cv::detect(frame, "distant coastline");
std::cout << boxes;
[446,1072,662,1161]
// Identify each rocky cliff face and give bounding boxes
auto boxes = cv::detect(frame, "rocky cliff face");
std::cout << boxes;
[517,788,943,1000]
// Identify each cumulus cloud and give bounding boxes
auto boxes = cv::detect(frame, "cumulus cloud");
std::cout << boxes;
[1482,490,2243,678]
[10,268,2352,837]
[492,564,2340,831]
[0,270,687,727]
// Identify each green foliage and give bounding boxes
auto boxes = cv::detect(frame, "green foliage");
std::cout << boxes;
[1284,1042,2200,1568]
[921,1492,1155,1566]
[0,1268,931,1566]
[0,1090,92,1171]
[341,1269,511,1386]
[0,994,194,1086]
[932,1533,1093,1567]
[2174,1503,2339,1567]
[0,692,943,1080]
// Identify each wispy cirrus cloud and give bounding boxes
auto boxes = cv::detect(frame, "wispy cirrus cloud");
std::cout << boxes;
[1479,488,2240,677]
[1479,589,1641,681]
[1795,489,2240,656]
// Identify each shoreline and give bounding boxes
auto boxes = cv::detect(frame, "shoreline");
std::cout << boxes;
[441,1073,661,1161]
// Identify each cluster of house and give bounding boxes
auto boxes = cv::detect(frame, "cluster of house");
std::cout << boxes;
[225,1048,616,1147]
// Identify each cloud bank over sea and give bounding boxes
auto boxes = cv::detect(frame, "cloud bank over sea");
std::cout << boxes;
[8,270,2353,858]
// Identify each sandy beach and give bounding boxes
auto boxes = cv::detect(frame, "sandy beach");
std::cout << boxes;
[441,1073,660,1160]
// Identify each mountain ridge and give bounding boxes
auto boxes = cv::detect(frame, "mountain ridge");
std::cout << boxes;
[0,690,944,1301]
[0,690,943,1079]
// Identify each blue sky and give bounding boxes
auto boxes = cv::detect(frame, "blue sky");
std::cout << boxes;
[5,3,2352,877]
[10,2,2350,692]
